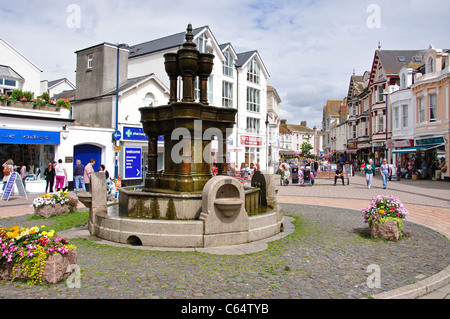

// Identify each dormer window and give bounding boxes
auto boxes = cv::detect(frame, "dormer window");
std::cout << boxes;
[194,32,208,53]
[247,58,260,84]
[223,50,233,77]
[427,56,435,73]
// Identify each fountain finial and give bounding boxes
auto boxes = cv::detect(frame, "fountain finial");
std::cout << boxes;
[183,24,196,49]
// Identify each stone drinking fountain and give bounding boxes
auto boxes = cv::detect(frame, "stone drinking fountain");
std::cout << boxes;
[85,24,283,248]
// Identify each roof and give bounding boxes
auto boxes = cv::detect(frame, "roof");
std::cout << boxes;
[47,78,75,89]
[102,73,169,96]
[53,89,76,101]
[279,124,291,134]
[128,26,207,58]
[369,49,426,86]
[0,38,42,73]
[0,65,24,81]
[285,124,313,133]
[235,50,270,77]
[325,100,342,116]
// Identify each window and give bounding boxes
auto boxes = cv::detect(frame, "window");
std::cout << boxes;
[222,81,233,107]
[194,32,208,53]
[418,97,425,123]
[246,117,260,133]
[393,106,399,129]
[401,74,407,89]
[3,79,16,87]
[247,58,260,84]
[378,85,384,102]
[402,105,408,128]
[378,115,384,132]
[247,87,260,112]
[87,54,93,69]
[429,94,437,121]
[223,50,233,77]
[352,125,357,139]
[144,93,155,107]
[427,56,434,73]
[208,76,213,104]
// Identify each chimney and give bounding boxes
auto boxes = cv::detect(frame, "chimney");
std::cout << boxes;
[280,119,287,126]
[300,121,307,127]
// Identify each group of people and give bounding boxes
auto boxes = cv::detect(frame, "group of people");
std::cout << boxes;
[362,158,391,189]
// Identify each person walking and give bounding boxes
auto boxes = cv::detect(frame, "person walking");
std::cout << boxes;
[19,163,28,191]
[2,159,14,194]
[73,159,86,193]
[54,159,67,192]
[364,159,375,189]
[380,159,391,189]
[84,159,95,192]
[43,162,55,193]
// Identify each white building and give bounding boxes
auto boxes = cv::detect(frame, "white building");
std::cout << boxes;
[0,38,42,96]
[40,78,76,98]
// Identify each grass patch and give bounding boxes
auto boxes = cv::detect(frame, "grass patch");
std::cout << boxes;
[26,211,89,232]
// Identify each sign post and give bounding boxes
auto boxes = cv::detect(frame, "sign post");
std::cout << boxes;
[124,147,142,179]
[1,172,28,201]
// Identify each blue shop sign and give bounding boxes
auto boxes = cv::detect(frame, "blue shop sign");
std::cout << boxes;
[123,126,147,141]
[122,126,164,142]
[124,147,142,179]
[0,128,60,145]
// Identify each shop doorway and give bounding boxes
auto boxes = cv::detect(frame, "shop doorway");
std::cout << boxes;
[73,144,101,173]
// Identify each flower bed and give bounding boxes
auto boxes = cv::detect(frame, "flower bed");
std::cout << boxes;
[31,191,78,218]
[361,195,410,241]
[0,225,77,285]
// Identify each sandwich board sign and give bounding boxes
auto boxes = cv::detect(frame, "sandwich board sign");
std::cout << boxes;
[1,172,28,201]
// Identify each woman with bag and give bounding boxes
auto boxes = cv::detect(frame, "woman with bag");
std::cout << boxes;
[380,159,391,189]
[2,159,14,193]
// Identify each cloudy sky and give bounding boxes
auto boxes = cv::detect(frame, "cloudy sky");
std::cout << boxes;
[1,0,449,129]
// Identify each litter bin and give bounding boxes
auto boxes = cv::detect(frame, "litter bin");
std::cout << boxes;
[292,167,299,184]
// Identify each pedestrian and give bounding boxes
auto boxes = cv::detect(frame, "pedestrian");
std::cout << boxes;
[380,159,391,189]
[84,159,95,192]
[1,159,14,194]
[19,163,28,191]
[73,159,86,193]
[43,162,55,193]
[334,165,345,186]
[99,164,110,179]
[284,166,290,185]
[364,159,375,189]
[54,159,67,192]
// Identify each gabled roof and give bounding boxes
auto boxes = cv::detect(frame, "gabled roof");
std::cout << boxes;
[102,73,169,96]
[0,38,42,73]
[47,78,76,90]
[347,75,365,100]
[236,50,270,78]
[368,49,425,86]
[279,124,291,134]
[219,42,238,60]
[128,26,208,59]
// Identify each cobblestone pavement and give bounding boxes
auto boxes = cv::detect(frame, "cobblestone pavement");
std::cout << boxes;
[0,174,449,300]
[0,204,449,300]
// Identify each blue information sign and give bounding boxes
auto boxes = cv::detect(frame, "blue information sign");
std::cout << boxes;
[124,147,142,179]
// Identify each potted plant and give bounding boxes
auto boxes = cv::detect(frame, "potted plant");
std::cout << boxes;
[0,94,8,106]
[56,98,71,110]
[31,191,78,219]
[0,225,77,285]
[361,195,410,241]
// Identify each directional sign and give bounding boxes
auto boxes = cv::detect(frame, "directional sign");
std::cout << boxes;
[113,130,122,141]
[1,172,28,201]
[124,147,142,179]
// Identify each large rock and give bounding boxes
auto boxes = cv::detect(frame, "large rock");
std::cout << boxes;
[34,203,70,219]
[0,248,77,284]
[370,220,399,241]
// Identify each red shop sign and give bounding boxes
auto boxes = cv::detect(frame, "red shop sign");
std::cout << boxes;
[240,135,262,146]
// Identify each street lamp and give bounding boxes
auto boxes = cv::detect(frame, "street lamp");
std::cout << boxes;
[115,43,129,179]
[383,91,389,163]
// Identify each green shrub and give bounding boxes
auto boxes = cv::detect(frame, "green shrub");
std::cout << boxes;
[10,89,24,100]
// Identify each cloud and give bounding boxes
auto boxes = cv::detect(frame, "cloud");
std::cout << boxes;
[1,0,449,131]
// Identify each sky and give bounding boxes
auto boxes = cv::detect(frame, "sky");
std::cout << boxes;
[1,0,449,130]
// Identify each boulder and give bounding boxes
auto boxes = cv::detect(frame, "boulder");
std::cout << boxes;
[34,203,70,219]
[370,220,399,241]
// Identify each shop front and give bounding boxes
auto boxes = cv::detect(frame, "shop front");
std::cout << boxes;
[240,135,262,169]
[0,128,61,193]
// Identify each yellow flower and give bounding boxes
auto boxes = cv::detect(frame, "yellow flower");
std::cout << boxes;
[42,231,47,236]
[41,225,45,228]
[6,232,13,238]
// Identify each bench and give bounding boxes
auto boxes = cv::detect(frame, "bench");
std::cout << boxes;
[314,171,350,185]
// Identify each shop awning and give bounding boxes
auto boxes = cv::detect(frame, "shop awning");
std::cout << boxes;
[392,143,444,154]
[345,149,358,154]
